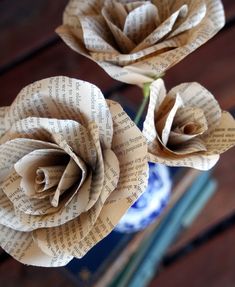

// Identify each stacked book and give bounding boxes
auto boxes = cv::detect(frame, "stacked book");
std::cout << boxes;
[66,167,217,287]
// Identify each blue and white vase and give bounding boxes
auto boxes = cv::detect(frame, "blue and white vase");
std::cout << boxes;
[115,163,171,233]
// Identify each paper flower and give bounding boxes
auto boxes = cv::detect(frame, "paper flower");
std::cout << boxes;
[143,79,235,170]
[0,76,148,267]
[56,0,225,85]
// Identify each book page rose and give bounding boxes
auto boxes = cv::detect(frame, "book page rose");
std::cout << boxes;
[0,76,148,267]
[143,79,235,170]
[56,0,225,85]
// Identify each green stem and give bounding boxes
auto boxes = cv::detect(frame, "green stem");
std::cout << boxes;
[134,83,151,126]
[134,95,149,126]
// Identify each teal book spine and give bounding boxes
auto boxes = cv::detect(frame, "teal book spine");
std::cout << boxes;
[114,171,212,287]
[181,179,217,228]
[128,173,215,287]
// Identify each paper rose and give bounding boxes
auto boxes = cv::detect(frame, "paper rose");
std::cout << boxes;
[143,79,235,170]
[0,76,148,267]
[56,0,225,85]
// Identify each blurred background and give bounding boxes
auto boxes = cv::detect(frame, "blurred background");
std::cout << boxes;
[0,0,235,286]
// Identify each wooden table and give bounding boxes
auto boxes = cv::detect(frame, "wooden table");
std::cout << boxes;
[0,1,235,286]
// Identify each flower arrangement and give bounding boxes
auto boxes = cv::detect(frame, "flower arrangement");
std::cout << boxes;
[0,0,234,267]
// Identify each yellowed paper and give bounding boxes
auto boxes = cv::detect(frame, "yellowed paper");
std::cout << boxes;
[143,79,235,170]
[57,0,225,85]
[0,107,8,137]
[0,76,148,266]
[204,111,235,154]
[0,225,73,267]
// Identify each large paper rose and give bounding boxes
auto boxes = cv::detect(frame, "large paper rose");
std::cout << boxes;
[0,76,148,266]
[143,79,235,170]
[56,0,225,85]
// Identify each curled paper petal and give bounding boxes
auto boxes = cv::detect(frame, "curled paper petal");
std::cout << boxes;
[57,0,225,85]
[0,189,33,232]
[0,139,60,184]
[0,225,73,267]
[143,79,235,170]
[4,76,113,149]
[0,76,148,266]
[0,107,8,137]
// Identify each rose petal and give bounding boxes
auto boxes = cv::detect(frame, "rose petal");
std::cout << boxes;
[0,225,72,267]
[168,0,206,38]
[31,187,57,200]
[170,137,207,155]
[15,174,92,230]
[123,2,159,44]
[204,111,235,154]
[0,190,33,232]
[169,128,205,146]
[52,133,88,185]
[132,4,187,52]
[103,0,127,30]
[97,60,154,85]
[143,79,167,144]
[105,100,148,202]
[33,211,92,257]
[35,165,65,192]
[124,1,144,13]
[5,77,113,149]
[50,157,84,207]
[73,197,138,258]
[80,15,118,53]
[3,117,98,166]
[33,154,119,257]
[148,151,219,170]
[84,122,105,210]
[0,138,60,184]
[168,106,208,146]
[152,0,171,20]
[56,24,91,57]
[14,149,68,197]
[91,39,177,66]
[102,5,135,53]
[168,82,221,133]
[0,107,8,137]
[99,149,120,204]
[2,172,59,216]
[157,94,184,146]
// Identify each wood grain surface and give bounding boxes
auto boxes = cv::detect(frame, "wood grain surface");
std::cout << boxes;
[149,224,235,287]
[0,0,67,69]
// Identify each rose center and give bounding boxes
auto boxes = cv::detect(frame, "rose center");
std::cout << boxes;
[35,165,65,193]
[14,149,84,208]
[182,122,200,135]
